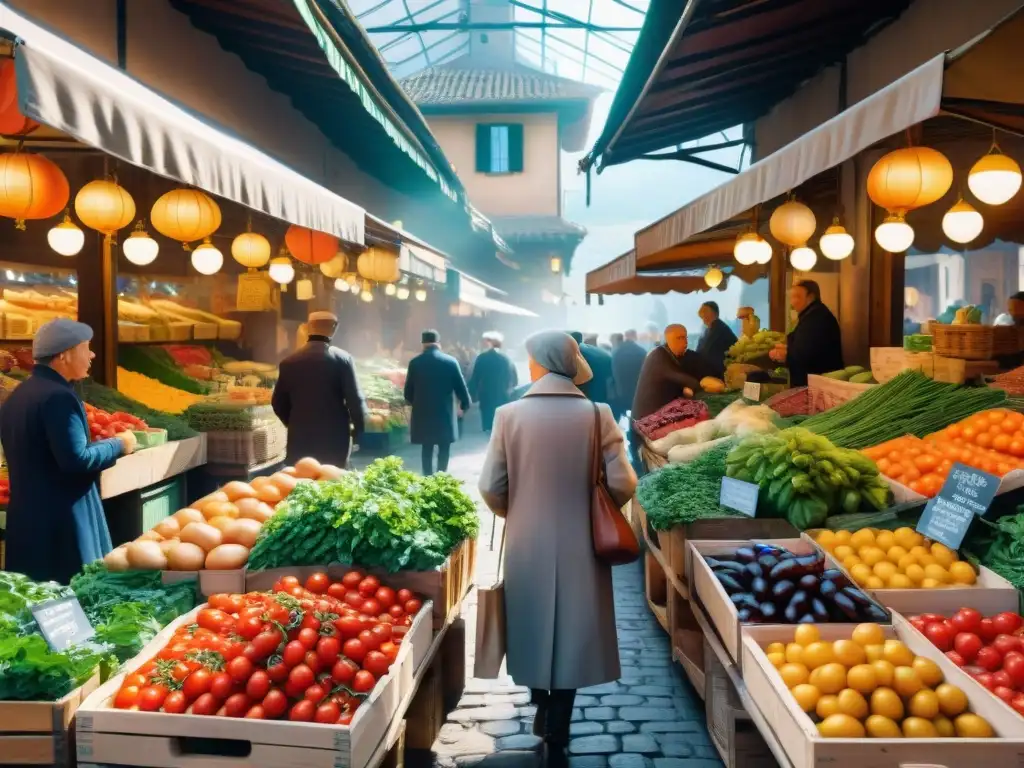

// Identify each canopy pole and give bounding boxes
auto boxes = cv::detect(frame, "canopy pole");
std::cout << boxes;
[768,250,787,333]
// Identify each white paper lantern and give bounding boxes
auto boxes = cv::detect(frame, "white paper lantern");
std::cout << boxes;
[874,214,915,253]
[770,199,816,246]
[334,278,347,292]
[942,199,984,245]
[396,286,410,300]
[122,222,159,266]
[190,238,223,275]
[734,232,770,266]
[819,218,854,261]
[47,212,84,257]
[789,246,817,271]
[415,287,427,302]
[968,150,1022,206]
[268,256,295,285]
[385,282,397,296]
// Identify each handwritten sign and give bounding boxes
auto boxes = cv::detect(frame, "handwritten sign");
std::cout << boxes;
[742,381,762,401]
[30,596,94,652]
[720,476,759,517]
[916,463,999,550]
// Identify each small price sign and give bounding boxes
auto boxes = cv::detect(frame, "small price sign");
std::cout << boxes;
[30,596,94,652]
[720,476,759,517]
[916,462,999,550]
[742,381,762,401]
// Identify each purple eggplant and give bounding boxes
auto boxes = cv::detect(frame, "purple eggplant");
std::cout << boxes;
[798,574,820,592]
[771,579,796,603]
[734,547,757,564]
[714,572,743,594]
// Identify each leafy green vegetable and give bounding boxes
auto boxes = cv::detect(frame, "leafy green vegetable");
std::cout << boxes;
[0,634,104,701]
[637,440,742,530]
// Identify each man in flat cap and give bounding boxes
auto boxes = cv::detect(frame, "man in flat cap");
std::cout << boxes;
[0,319,137,584]
[468,331,518,433]
[404,330,471,475]
[273,311,367,468]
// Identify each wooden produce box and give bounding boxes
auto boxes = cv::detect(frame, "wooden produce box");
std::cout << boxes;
[886,467,1024,504]
[804,532,1020,616]
[160,568,245,598]
[76,603,429,768]
[740,621,1024,768]
[806,374,875,414]
[0,673,99,765]
[871,347,1000,385]
[670,586,705,697]
[689,539,890,667]
[703,639,777,768]
[99,435,207,501]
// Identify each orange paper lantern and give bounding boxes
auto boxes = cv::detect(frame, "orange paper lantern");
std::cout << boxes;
[0,60,38,137]
[75,179,135,236]
[867,147,953,214]
[285,225,338,265]
[0,153,69,228]
[357,246,400,283]
[151,188,221,247]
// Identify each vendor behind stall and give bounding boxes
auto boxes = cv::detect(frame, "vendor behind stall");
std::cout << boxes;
[696,301,737,378]
[770,280,844,387]
[0,319,137,584]
[631,324,711,421]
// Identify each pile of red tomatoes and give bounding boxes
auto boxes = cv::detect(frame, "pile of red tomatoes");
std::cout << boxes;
[111,569,423,724]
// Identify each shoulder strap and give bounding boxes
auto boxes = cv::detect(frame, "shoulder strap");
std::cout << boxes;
[591,402,603,485]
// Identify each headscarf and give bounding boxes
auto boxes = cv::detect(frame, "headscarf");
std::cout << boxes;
[525,330,593,386]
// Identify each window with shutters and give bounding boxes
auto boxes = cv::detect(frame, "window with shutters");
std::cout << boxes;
[475,123,524,174]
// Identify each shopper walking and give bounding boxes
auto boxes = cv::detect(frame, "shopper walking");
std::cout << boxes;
[405,330,471,475]
[468,331,518,433]
[570,331,614,406]
[0,319,137,584]
[478,331,637,763]
[273,311,366,468]
[611,328,647,421]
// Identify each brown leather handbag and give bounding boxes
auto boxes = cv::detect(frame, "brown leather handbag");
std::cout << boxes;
[590,403,640,565]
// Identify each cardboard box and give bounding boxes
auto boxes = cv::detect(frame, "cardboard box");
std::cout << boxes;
[740,621,1024,768]
[0,673,98,765]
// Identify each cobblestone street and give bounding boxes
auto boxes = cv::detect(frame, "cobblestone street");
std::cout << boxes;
[354,415,720,767]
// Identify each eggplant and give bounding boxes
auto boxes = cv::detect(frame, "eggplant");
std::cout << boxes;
[811,598,829,622]
[757,554,780,570]
[787,590,809,620]
[736,608,753,622]
[798,574,820,592]
[842,586,875,607]
[715,573,744,594]
[712,560,746,575]
[759,602,778,621]
[797,614,816,624]
[832,591,860,620]
[784,603,801,623]
[734,547,757,564]
[731,593,760,612]
[771,580,796,603]
[777,550,796,560]
[859,603,889,622]
[743,562,764,581]
[704,557,722,569]
[796,553,824,573]
[819,579,838,600]
[751,577,769,598]
[769,558,808,582]
[822,568,849,585]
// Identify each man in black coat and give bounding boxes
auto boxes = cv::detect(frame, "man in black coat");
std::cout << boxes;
[770,279,844,387]
[570,331,614,406]
[272,311,366,468]
[696,300,738,378]
[405,330,472,475]
[611,329,647,420]
[468,332,518,433]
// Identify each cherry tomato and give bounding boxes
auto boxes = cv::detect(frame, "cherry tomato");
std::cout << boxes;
[235,616,264,640]
[371,624,392,643]
[262,689,288,718]
[358,630,382,652]
[197,608,234,634]
[305,572,330,594]
[995,686,1016,703]
[245,670,271,700]
[404,599,423,615]
[332,658,358,685]
[113,684,136,710]
[304,684,327,703]
[289,700,315,721]
[360,599,381,616]
[316,636,341,666]
[315,701,341,723]
[138,685,168,712]
[300,614,321,633]
[357,576,380,597]
[342,571,363,589]
[977,646,1004,672]
[995,612,1024,635]
[244,705,266,719]
[391,626,409,640]
[298,628,319,650]
[191,693,219,716]
[994,634,1021,656]
[339,712,353,725]
[910,617,928,633]
[334,616,362,639]
[210,672,235,700]
[352,670,376,693]
[183,669,213,700]
[1005,653,1024,688]
[993,670,1014,689]
[345,591,364,609]
[980,618,1000,642]
[288,664,315,691]
[954,632,982,662]
[305,651,323,675]
[280,576,301,590]
[283,640,307,667]
[343,638,367,664]
[1012,693,1024,717]
[924,622,954,652]
[224,693,251,718]
[380,641,399,663]
[976,672,997,690]
[163,691,188,714]
[389,604,406,619]
[951,608,982,634]
[396,588,413,605]
[374,586,396,610]
[363,650,391,678]
[267,662,289,683]
[328,582,347,600]
[227,656,253,683]
[378,614,395,626]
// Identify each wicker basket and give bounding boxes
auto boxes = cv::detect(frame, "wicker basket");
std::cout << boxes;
[931,323,1021,360]
[205,421,286,467]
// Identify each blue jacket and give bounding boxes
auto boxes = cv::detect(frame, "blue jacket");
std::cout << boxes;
[404,347,471,446]
[0,366,122,584]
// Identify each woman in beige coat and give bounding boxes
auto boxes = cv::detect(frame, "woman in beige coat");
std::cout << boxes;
[479,331,637,760]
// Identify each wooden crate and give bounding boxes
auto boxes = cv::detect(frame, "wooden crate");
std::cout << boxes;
[439,619,466,715]
[741,622,1024,768]
[644,548,668,633]
[0,673,99,765]
[703,639,777,768]
[806,374,875,413]
[404,660,443,751]
[870,347,1001,384]
[669,584,705,697]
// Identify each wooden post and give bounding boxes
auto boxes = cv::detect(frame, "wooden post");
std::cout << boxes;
[76,232,117,386]
[768,248,787,332]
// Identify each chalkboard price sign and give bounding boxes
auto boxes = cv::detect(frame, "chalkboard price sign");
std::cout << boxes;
[30,596,95,652]
[916,463,999,550]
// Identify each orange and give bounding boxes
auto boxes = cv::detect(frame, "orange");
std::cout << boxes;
[871,660,895,687]
[847,664,878,694]
[893,666,924,698]
[930,543,956,568]
[833,640,866,667]
[874,530,896,551]
[833,545,855,562]
[908,689,940,719]
[872,561,898,582]
[794,624,820,647]
[923,564,949,584]
[790,683,820,713]
[816,530,837,550]
[809,663,847,695]
[904,563,926,584]
[953,713,994,738]
[785,643,805,665]
[767,652,786,669]
[850,528,876,549]
[802,642,836,670]
[935,683,968,717]
[818,714,866,739]
[861,547,886,567]
[779,663,809,688]
[933,715,955,737]
[865,575,885,589]
[902,717,939,738]
[765,642,786,656]
[882,640,914,667]
[851,622,886,646]
[836,688,869,720]
[850,564,873,585]
[886,545,908,564]
[948,561,977,585]
[870,688,904,720]
[887,573,913,589]
[865,714,902,738]
[911,657,944,688]
[815,694,840,719]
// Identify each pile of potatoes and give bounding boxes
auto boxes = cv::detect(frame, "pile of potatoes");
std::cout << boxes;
[104,457,345,572]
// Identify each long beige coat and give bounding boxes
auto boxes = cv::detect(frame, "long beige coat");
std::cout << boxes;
[478,374,638,690]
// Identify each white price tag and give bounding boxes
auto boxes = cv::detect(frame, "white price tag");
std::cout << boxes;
[743,381,762,401]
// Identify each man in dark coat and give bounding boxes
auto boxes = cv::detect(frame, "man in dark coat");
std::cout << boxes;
[696,301,738,378]
[468,332,518,433]
[611,329,647,420]
[570,331,614,406]
[272,311,366,468]
[0,319,137,584]
[770,280,844,387]
[405,330,471,475]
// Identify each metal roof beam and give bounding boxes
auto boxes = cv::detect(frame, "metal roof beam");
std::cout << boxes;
[365,21,642,32]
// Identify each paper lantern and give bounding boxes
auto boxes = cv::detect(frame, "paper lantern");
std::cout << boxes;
[47,211,84,256]
[231,231,271,269]
[151,188,221,248]
[770,199,816,247]
[704,267,724,289]
[75,178,135,236]
[734,232,769,266]
[360,281,373,303]
[874,213,915,252]
[818,218,854,261]
[268,256,295,285]
[396,285,410,300]
[319,253,348,279]
[349,282,360,295]
[295,279,313,301]
[357,246,400,283]
[867,147,953,213]
[942,199,984,245]
[0,60,39,136]
[122,221,159,266]
[968,150,1022,206]
[384,282,397,296]
[285,225,338,265]
[334,278,347,292]
[190,239,223,275]
[415,287,427,302]
[789,246,817,271]
[0,153,69,228]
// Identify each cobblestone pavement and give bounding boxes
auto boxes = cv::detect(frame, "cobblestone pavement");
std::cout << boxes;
[354,414,721,767]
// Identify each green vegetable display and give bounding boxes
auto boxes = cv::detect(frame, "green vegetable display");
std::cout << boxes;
[696,393,745,418]
[184,402,275,432]
[799,370,1006,449]
[726,331,786,364]
[119,345,210,395]
[965,511,1024,590]
[904,334,933,352]
[78,379,199,441]
[726,427,891,530]
[636,440,742,530]
[248,457,478,572]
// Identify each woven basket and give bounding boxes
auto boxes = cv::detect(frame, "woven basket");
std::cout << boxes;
[205,421,286,467]
[931,323,1020,360]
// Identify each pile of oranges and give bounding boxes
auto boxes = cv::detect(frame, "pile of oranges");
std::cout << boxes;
[862,409,1024,498]
[765,623,994,739]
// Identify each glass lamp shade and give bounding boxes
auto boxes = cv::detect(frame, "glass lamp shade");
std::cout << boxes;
[268,256,295,285]
[349,282,360,295]
[385,282,397,296]
[704,267,724,289]
[874,214,915,253]
[734,232,769,266]
[942,199,984,244]
[968,151,1022,206]
[47,214,84,256]
[769,200,817,246]
[415,288,427,302]
[396,286,410,300]
[819,219,854,260]
[360,288,373,303]
[122,228,159,266]
[190,239,223,275]
[334,278,347,291]
[789,246,817,271]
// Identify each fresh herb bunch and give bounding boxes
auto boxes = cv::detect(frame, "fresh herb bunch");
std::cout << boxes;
[0,634,105,701]
[637,440,742,530]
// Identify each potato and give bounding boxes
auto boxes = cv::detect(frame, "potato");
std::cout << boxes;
[205,543,250,570]
[172,508,205,528]
[223,518,261,548]
[254,484,284,506]
[166,541,205,571]
[158,538,180,556]
[153,518,181,539]
[235,497,275,523]
[104,546,130,572]
[138,529,163,542]
[179,521,223,552]
[317,464,345,481]
[206,516,234,532]
[221,481,258,502]
[269,472,299,494]
[201,501,239,520]
[294,457,322,479]
[126,540,168,570]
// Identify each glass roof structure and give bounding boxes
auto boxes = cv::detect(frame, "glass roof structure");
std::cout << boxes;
[347,0,650,90]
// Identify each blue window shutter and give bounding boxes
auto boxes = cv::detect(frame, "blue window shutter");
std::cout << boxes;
[476,124,492,172]
[508,124,524,172]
